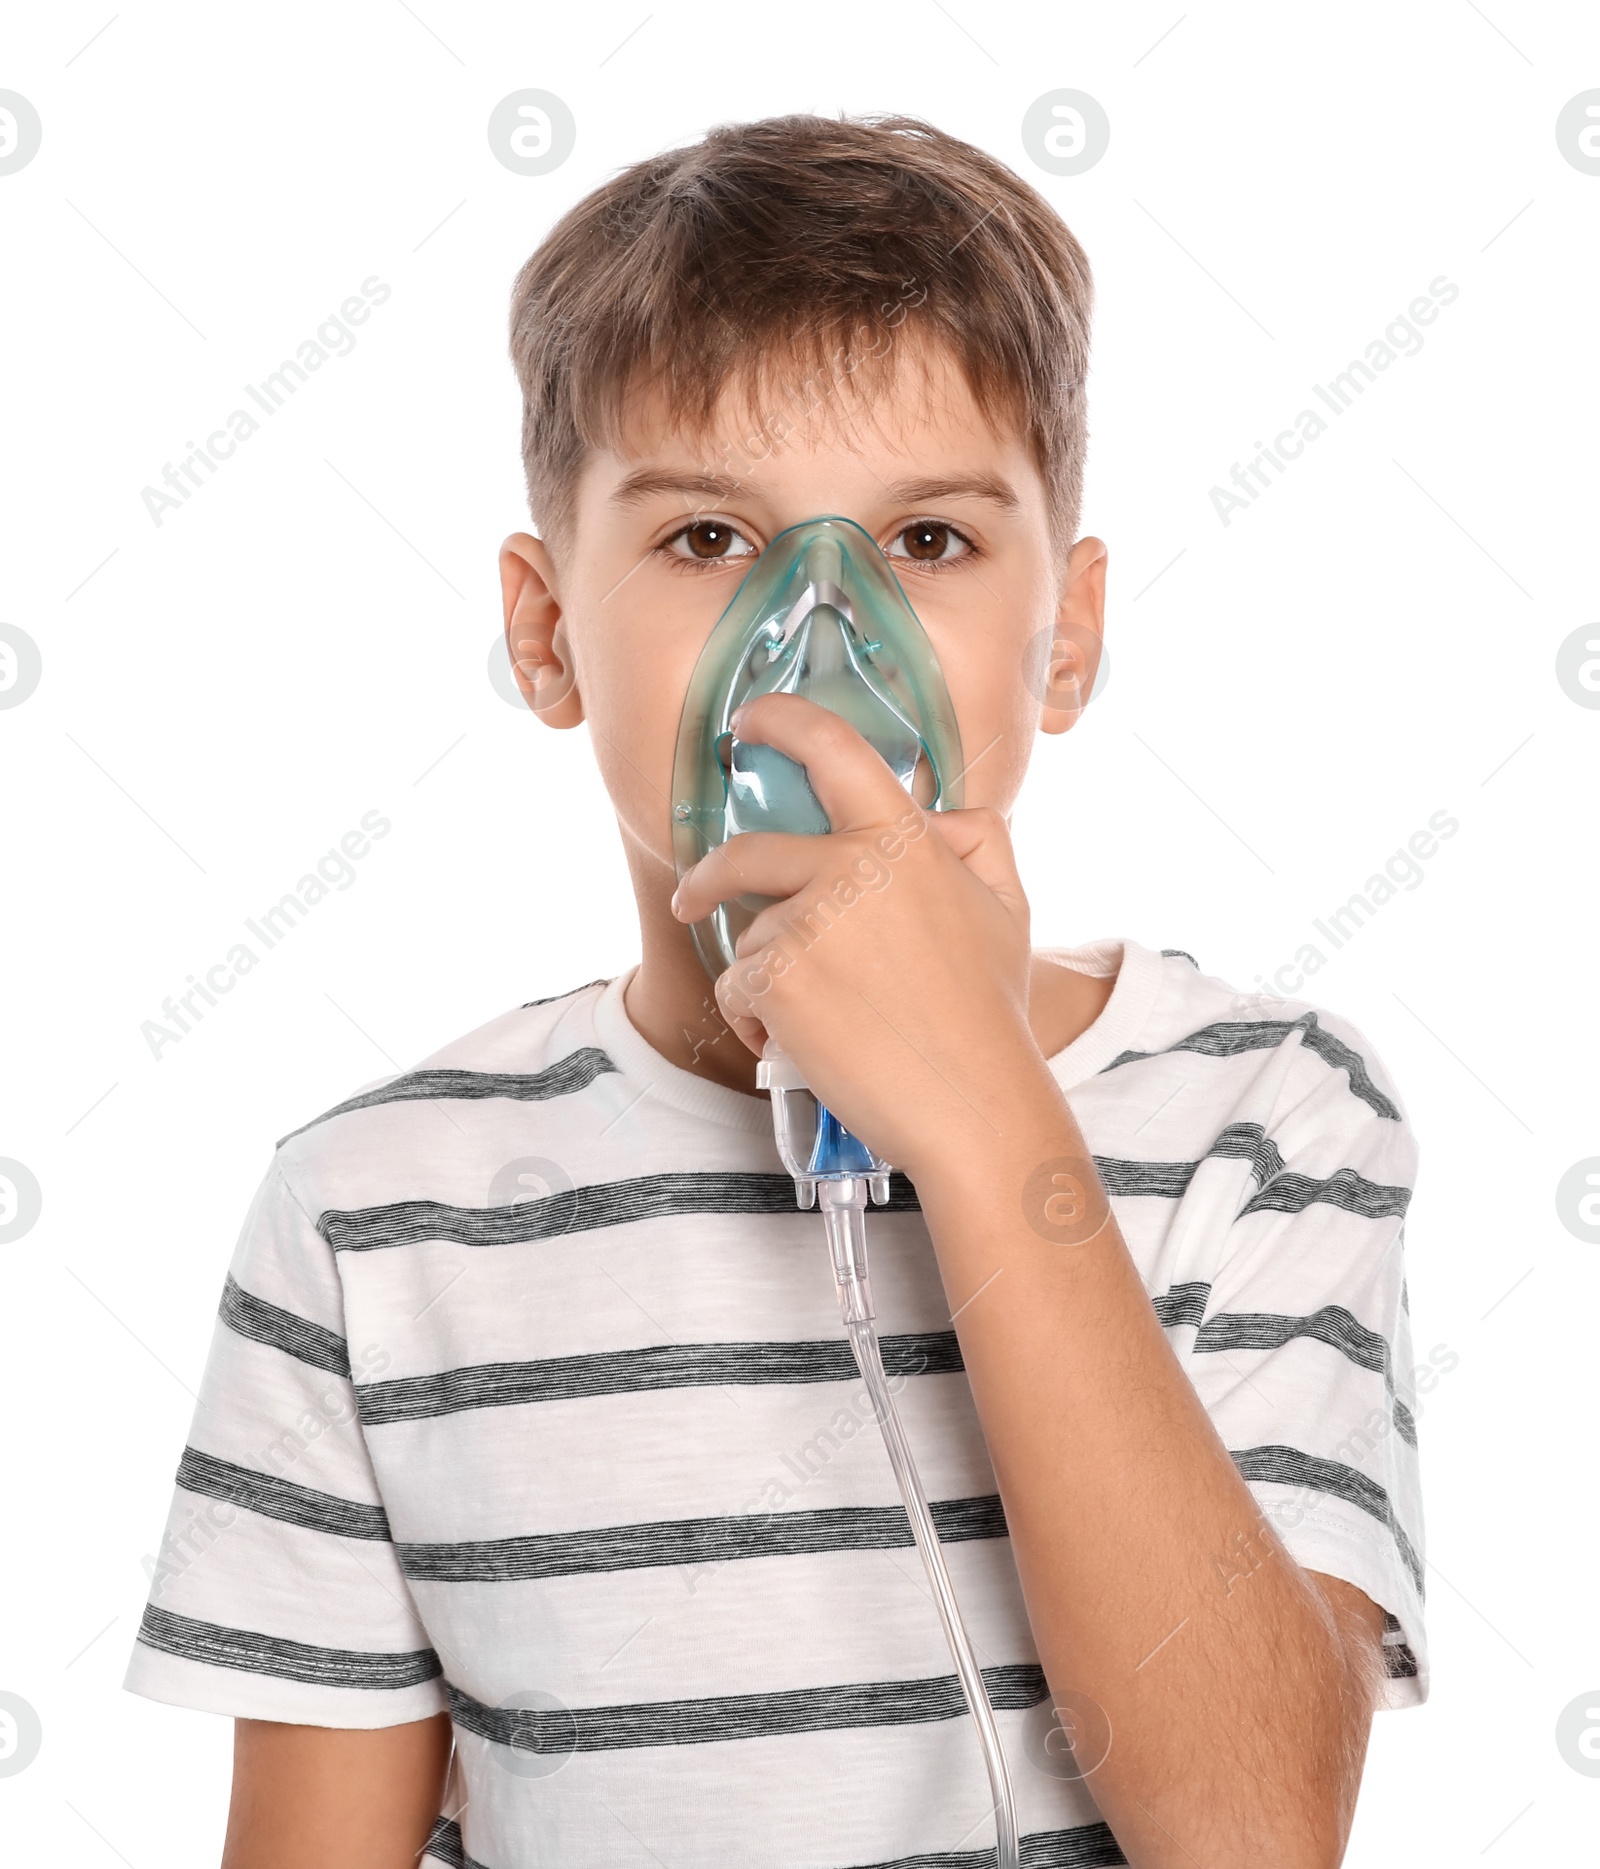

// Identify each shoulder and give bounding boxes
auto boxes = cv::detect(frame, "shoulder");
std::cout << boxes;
[271,977,615,1202]
[1114,945,1413,1149]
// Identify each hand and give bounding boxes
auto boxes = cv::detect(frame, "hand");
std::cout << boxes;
[670,692,1055,1179]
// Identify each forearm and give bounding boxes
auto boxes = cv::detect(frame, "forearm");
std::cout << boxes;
[223,1715,452,1869]
[911,1085,1374,1868]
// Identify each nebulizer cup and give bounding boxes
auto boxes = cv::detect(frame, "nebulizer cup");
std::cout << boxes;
[670,516,1021,1867]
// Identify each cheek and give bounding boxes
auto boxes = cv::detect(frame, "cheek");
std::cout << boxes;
[587,657,683,860]
[567,587,712,868]
[931,627,1041,813]
[958,686,1036,809]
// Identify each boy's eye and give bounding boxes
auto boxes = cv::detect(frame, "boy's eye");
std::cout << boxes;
[886,521,970,564]
[665,520,757,562]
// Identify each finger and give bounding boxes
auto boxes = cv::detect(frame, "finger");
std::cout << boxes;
[675,816,932,925]
[730,691,924,836]
[731,890,847,962]
[714,959,772,1059]
[672,831,832,925]
[926,806,1027,905]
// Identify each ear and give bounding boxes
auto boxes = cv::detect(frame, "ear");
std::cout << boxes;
[499,532,585,727]
[1038,535,1108,737]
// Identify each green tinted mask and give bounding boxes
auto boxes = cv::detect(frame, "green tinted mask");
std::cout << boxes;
[671,515,964,980]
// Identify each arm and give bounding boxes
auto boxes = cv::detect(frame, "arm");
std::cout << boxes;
[223,1715,452,1869]
[912,1102,1386,1865]
[677,693,1392,1868]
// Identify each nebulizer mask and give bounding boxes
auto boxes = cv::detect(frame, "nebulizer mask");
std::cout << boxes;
[672,517,1021,1868]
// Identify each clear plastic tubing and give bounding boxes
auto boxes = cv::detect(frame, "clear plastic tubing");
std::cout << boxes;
[777,1128,1020,1869]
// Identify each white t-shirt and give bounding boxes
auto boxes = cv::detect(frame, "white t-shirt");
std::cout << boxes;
[124,939,1426,1868]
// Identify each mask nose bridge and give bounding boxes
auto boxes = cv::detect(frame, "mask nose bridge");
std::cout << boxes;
[773,527,853,646]
[775,572,853,647]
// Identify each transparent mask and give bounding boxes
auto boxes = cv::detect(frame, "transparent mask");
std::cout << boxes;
[670,515,964,982]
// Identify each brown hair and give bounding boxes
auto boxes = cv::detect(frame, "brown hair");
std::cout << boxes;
[509,113,1093,553]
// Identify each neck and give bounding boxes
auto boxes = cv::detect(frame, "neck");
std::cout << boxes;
[618,831,1118,1098]
[621,829,765,1095]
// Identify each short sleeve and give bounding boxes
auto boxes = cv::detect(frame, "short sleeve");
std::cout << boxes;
[123,1159,447,1727]
[1176,1023,1428,1707]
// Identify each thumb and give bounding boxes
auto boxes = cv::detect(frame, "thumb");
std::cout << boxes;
[927,806,1027,907]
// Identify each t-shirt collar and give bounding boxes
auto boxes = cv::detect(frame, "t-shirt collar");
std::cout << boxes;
[590,937,1167,1132]
[1035,937,1168,1089]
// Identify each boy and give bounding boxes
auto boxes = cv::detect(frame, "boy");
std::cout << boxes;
[127,115,1425,1867]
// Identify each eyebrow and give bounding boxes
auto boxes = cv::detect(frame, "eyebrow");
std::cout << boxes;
[609,469,750,509]
[882,474,1021,515]
[609,468,1022,516]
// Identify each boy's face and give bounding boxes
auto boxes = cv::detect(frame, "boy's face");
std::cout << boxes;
[500,340,1107,885]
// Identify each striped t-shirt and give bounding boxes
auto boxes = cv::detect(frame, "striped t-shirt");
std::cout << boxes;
[125,938,1427,1868]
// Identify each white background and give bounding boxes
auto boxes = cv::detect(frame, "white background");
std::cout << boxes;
[2,1,1596,1861]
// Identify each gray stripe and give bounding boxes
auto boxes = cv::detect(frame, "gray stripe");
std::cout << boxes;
[1160,949,1198,967]
[1209,1120,1284,1183]
[521,979,608,1008]
[1383,1640,1420,1680]
[363,1280,1412,1445]
[1379,1609,1421,1678]
[177,1446,392,1541]
[874,1824,1121,1869]
[137,1604,440,1690]
[1230,1444,1423,1594]
[423,1818,469,1869]
[398,1493,1007,1584]
[1153,1285,1415,1448]
[278,1048,620,1147]
[358,1330,961,1427]
[422,1819,492,1869]
[1103,1013,1401,1121]
[317,1125,1306,1260]
[1196,1304,1416,1446]
[1151,1281,1211,1329]
[220,1274,349,1377]
[422,1814,1126,1869]
[446,1662,1048,1753]
[1239,1166,1410,1222]
[320,1170,920,1254]
[868,1827,1127,1869]
[1095,1158,1196,1200]
[1095,1122,1283,1202]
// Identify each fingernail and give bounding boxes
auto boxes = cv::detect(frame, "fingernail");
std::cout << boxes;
[670,884,683,918]
[729,704,746,733]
